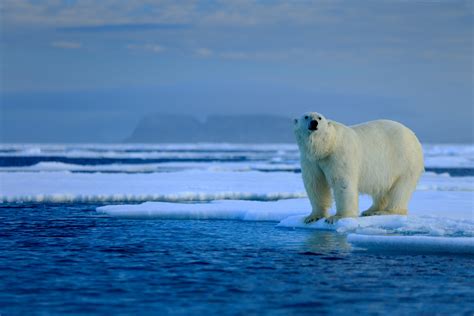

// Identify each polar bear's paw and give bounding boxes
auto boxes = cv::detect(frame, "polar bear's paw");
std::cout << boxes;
[361,209,407,216]
[361,209,382,217]
[325,215,344,224]
[304,214,325,224]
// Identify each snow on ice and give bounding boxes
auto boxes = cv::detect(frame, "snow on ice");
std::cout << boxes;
[0,170,472,203]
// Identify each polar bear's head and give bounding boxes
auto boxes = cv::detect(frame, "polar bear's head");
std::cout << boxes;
[294,112,335,159]
[293,112,327,134]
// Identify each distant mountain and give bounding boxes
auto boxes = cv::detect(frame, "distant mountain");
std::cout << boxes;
[126,114,295,143]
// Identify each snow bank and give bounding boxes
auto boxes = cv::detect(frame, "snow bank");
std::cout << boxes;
[1,169,472,203]
[0,170,306,203]
[347,234,474,254]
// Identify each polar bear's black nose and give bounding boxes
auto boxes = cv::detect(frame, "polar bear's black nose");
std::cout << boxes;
[308,120,318,131]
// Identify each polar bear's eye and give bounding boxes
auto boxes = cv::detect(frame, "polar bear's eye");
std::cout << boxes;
[318,116,321,120]
[304,115,309,119]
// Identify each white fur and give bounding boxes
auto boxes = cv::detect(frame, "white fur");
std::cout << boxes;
[294,112,424,223]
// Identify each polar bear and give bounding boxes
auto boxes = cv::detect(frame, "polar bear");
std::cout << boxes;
[294,112,424,224]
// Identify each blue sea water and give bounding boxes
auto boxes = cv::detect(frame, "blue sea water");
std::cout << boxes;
[0,203,473,315]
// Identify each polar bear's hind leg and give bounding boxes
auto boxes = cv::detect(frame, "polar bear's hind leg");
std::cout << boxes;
[361,194,388,216]
[382,175,417,215]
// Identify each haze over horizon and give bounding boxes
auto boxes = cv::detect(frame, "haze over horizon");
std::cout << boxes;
[1,1,473,143]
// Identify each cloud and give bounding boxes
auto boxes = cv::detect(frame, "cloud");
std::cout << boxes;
[195,48,286,60]
[0,0,380,30]
[194,48,301,61]
[200,1,342,27]
[219,51,249,60]
[2,0,472,35]
[51,41,82,49]
[58,23,190,33]
[195,48,213,57]
[1,0,197,28]
[127,43,165,53]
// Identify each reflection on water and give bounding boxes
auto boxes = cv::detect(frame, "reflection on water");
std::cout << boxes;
[303,231,352,253]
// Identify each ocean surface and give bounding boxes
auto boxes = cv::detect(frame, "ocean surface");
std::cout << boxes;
[0,143,473,315]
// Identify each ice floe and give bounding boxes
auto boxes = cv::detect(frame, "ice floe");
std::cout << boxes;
[97,192,473,234]
[347,234,474,254]
[277,213,474,237]
[0,170,306,203]
[97,199,309,222]
[1,170,472,203]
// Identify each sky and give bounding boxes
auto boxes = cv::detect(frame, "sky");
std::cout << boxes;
[0,0,472,143]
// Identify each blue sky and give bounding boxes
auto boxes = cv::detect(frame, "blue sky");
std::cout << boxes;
[0,0,472,142]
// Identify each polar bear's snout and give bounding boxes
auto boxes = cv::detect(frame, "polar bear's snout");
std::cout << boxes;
[308,120,318,131]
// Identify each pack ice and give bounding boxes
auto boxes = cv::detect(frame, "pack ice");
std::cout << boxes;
[1,143,473,254]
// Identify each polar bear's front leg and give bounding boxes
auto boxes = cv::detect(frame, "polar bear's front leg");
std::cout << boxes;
[301,165,332,223]
[326,178,358,223]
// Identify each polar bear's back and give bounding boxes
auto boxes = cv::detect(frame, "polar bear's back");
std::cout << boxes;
[350,120,424,194]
